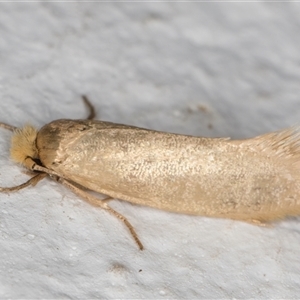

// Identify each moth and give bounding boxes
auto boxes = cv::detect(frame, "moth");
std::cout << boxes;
[1,96,300,250]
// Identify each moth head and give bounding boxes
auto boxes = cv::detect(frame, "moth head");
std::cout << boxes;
[10,125,39,167]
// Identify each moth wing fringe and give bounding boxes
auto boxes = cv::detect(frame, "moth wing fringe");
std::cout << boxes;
[250,126,300,162]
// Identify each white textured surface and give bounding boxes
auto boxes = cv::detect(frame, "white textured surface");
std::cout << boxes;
[1,3,300,299]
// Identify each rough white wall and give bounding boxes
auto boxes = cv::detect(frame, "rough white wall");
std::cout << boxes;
[1,2,300,299]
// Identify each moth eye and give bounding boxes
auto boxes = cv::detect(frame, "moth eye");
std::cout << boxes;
[32,158,42,165]
[52,160,62,165]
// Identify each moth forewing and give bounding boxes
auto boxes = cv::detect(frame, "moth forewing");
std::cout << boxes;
[37,119,300,222]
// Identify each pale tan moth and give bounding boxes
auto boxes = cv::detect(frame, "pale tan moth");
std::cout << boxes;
[1,96,300,250]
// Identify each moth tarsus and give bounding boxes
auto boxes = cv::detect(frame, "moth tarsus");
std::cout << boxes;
[0,173,47,192]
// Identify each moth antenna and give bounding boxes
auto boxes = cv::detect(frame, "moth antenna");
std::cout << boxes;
[82,95,96,120]
[0,122,17,132]
[0,173,47,193]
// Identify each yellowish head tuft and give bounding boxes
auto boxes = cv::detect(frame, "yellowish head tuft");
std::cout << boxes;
[10,124,39,166]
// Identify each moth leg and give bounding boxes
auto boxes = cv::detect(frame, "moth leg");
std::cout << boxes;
[23,157,61,178]
[102,196,113,203]
[33,165,60,177]
[0,173,47,192]
[82,95,96,120]
[0,122,17,131]
[246,219,271,227]
[250,219,264,225]
[22,169,38,176]
[58,177,144,250]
